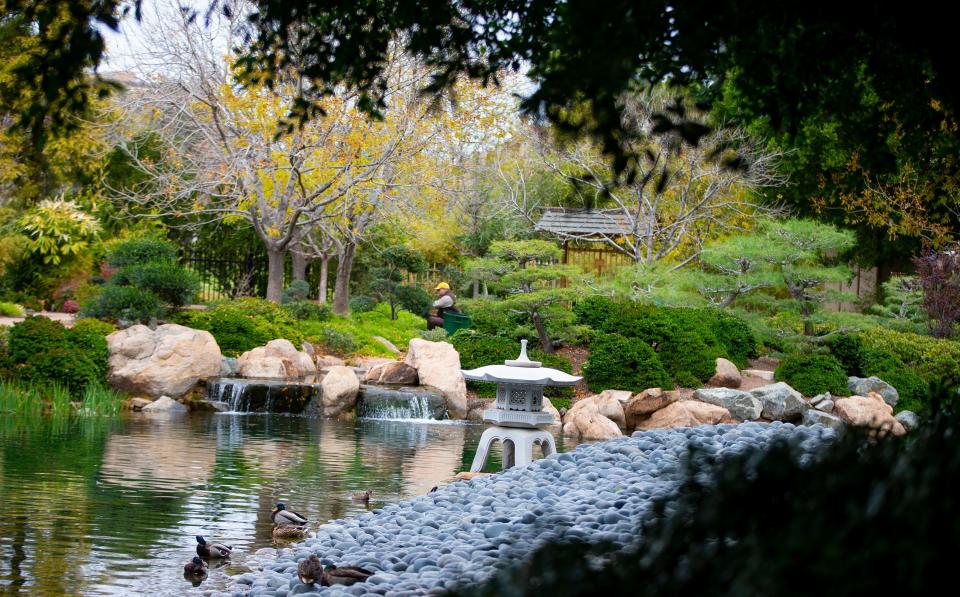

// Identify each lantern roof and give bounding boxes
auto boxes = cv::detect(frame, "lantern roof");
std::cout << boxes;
[460,340,583,386]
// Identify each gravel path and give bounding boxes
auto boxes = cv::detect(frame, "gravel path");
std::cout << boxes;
[213,422,836,597]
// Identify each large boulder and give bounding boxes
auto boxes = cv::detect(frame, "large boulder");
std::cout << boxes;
[742,369,775,381]
[561,398,623,440]
[107,324,221,398]
[848,376,899,408]
[363,361,419,385]
[636,401,734,430]
[708,358,742,389]
[237,339,317,379]
[564,393,626,430]
[404,339,467,419]
[624,388,679,429]
[750,382,808,421]
[320,366,361,417]
[834,394,906,436]
[694,387,763,421]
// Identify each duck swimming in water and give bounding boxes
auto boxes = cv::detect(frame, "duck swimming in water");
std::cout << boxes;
[351,490,372,503]
[183,556,207,585]
[195,535,232,559]
[271,502,308,526]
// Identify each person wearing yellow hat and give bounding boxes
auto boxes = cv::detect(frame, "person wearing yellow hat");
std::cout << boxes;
[428,282,458,330]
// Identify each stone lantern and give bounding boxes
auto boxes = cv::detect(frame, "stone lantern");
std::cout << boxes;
[462,340,581,471]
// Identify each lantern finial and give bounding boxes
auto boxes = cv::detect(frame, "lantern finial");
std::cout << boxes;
[505,339,541,368]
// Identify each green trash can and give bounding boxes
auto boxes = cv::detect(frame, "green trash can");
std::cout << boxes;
[443,312,472,336]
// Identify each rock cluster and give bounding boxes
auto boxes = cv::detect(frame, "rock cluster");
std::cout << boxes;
[107,324,221,398]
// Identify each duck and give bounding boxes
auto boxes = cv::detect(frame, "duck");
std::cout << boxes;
[322,563,375,586]
[297,555,323,585]
[195,535,233,559]
[271,502,308,526]
[273,524,308,540]
[183,556,208,584]
[351,490,372,503]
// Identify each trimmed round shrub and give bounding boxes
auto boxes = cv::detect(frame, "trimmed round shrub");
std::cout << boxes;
[420,328,449,341]
[349,295,377,313]
[877,369,929,414]
[283,301,332,321]
[774,354,850,397]
[80,285,165,323]
[573,295,619,329]
[66,323,110,378]
[583,333,672,393]
[281,280,311,304]
[655,327,724,388]
[21,347,101,392]
[859,346,905,377]
[111,262,199,308]
[700,309,758,369]
[71,318,116,338]
[8,316,66,364]
[106,237,177,268]
[395,284,432,317]
[825,333,865,376]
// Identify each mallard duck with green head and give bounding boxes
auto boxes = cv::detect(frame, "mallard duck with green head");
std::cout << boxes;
[271,502,308,526]
[195,535,232,559]
[183,556,207,585]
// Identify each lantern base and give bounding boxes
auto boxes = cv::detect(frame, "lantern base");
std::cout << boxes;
[470,426,556,472]
[482,408,555,428]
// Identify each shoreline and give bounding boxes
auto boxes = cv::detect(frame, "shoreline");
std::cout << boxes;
[211,422,836,596]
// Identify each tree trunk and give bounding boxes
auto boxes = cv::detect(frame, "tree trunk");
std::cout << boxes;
[266,247,286,302]
[532,310,554,354]
[292,250,309,282]
[318,254,330,304]
[332,243,357,316]
[473,280,480,298]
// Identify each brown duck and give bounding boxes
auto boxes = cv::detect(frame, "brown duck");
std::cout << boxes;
[297,555,374,586]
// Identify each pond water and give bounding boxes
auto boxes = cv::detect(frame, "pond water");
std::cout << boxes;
[0,413,573,596]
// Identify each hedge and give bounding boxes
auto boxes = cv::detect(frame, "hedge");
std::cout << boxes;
[582,333,672,393]
[774,354,850,397]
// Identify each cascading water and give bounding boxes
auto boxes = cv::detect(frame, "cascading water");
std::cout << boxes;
[205,378,319,414]
[357,385,448,420]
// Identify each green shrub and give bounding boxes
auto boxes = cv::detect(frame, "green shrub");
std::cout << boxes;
[575,297,733,386]
[318,328,358,355]
[583,333,672,393]
[283,301,332,321]
[349,295,377,313]
[0,301,24,317]
[395,284,432,317]
[775,354,850,397]
[861,328,960,385]
[71,318,116,338]
[825,333,865,376]
[699,309,758,368]
[20,348,101,393]
[106,237,177,268]
[7,316,66,364]
[877,369,929,414]
[281,280,311,304]
[451,330,573,398]
[66,323,109,378]
[111,262,199,308]
[175,298,304,357]
[80,285,165,323]
[573,295,620,329]
[420,328,449,341]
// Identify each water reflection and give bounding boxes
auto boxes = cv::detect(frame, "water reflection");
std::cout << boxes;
[0,413,567,596]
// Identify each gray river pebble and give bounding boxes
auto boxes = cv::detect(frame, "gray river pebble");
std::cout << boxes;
[211,423,830,596]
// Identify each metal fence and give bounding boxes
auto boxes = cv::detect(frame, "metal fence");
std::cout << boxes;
[180,247,269,301]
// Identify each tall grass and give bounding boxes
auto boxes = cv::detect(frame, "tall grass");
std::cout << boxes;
[0,380,122,417]
[79,384,123,416]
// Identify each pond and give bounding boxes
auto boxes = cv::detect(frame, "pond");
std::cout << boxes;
[0,413,574,596]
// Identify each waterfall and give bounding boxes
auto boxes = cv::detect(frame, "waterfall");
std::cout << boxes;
[205,378,318,414]
[362,394,435,420]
